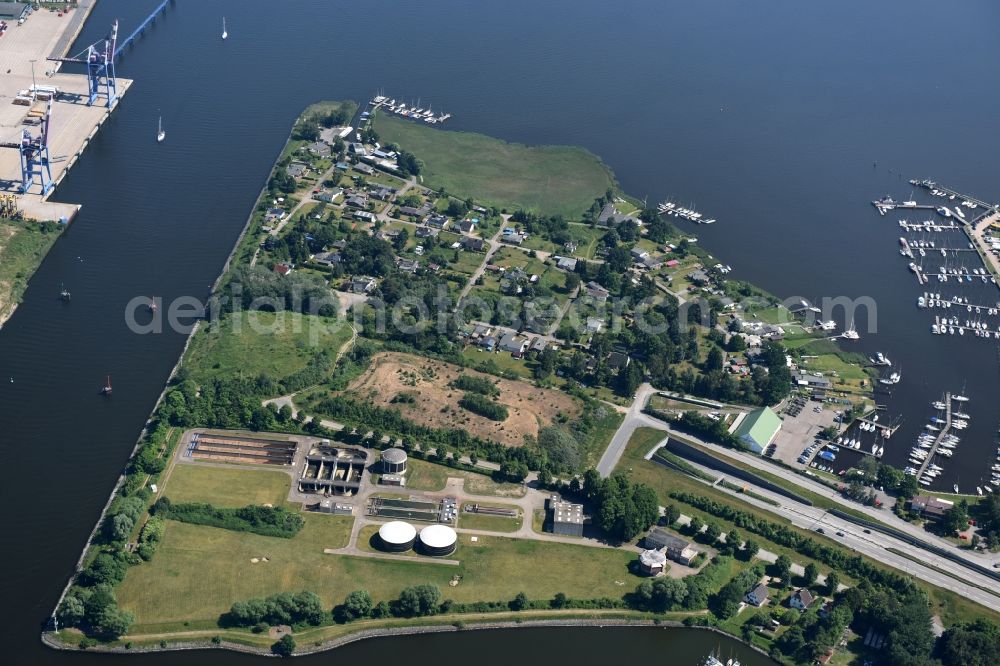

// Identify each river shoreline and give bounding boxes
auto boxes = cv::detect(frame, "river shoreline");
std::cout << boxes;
[44,616,775,661]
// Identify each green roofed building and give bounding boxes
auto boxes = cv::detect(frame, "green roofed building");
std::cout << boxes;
[732,406,781,454]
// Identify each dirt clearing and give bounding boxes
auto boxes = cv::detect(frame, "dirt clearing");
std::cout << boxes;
[345,352,580,447]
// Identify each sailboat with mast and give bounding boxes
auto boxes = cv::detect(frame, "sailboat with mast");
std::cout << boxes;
[222,16,228,40]
[157,115,165,143]
[100,375,112,396]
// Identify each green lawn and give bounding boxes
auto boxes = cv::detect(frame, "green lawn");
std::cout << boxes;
[404,458,526,498]
[117,520,637,630]
[0,219,63,322]
[373,113,614,218]
[163,463,293,508]
[183,311,352,384]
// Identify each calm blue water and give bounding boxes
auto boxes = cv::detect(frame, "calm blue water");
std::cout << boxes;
[2,0,1000,663]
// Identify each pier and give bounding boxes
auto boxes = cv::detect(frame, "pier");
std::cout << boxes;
[916,394,953,479]
[912,179,998,212]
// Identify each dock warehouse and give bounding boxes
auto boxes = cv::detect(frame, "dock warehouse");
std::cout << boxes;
[729,406,782,454]
[0,3,29,21]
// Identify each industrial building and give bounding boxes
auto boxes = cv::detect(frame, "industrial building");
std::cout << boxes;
[297,442,368,496]
[418,524,458,556]
[548,498,584,537]
[377,521,417,552]
[380,447,408,474]
[638,549,668,575]
[730,406,782,454]
[644,528,698,565]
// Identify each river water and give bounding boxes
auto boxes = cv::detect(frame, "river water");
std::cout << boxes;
[2,0,1000,663]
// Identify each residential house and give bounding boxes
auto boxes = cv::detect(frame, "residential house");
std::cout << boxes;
[399,203,432,218]
[642,255,663,270]
[606,352,630,372]
[353,211,376,223]
[586,317,604,334]
[286,161,308,179]
[264,207,286,224]
[689,269,711,286]
[312,251,342,267]
[371,186,397,201]
[354,162,374,176]
[555,256,578,271]
[585,281,610,302]
[274,263,293,277]
[460,236,485,251]
[346,194,368,209]
[349,276,377,294]
[415,226,439,239]
[320,126,353,144]
[789,588,815,611]
[349,142,367,156]
[305,141,332,157]
[597,202,639,227]
[631,247,650,262]
[745,583,770,607]
[397,258,420,273]
[502,232,525,245]
[313,188,343,204]
[531,337,548,353]
[459,219,476,234]
[425,214,450,230]
[478,335,497,351]
[498,332,529,355]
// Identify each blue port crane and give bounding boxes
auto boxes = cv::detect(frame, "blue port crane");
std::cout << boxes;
[0,99,53,195]
[46,0,171,108]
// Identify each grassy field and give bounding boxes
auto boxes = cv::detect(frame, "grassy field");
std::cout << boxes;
[183,312,353,384]
[404,458,527,498]
[162,463,294,508]
[117,521,637,631]
[0,219,62,323]
[373,113,614,219]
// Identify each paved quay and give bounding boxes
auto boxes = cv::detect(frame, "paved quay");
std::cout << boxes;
[0,3,133,221]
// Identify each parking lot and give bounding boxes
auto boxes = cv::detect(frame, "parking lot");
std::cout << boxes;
[770,397,839,467]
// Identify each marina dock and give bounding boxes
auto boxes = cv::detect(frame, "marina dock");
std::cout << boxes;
[0,4,134,222]
[916,394,953,479]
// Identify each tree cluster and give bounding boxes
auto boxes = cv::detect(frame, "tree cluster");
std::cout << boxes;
[583,471,659,542]
[152,498,305,538]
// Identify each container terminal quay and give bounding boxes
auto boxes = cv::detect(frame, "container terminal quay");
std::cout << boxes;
[0,1,169,222]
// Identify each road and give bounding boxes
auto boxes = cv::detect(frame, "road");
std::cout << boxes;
[594,384,1000,610]
[659,448,1000,611]
[595,383,661,476]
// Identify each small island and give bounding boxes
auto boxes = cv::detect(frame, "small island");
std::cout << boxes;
[44,99,1000,666]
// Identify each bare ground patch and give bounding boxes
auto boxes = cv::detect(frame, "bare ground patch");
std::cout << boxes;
[344,352,580,447]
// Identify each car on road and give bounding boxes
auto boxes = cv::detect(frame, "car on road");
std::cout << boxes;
[836,531,845,537]
[863,529,871,534]
[815,527,825,534]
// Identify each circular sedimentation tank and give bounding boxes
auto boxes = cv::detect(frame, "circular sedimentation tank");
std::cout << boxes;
[418,523,457,556]
[381,447,408,474]
[377,520,416,552]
